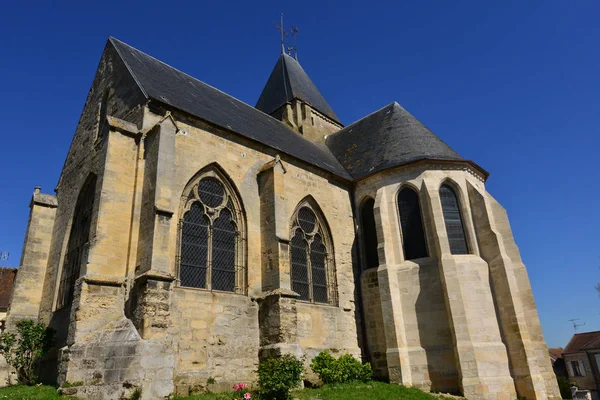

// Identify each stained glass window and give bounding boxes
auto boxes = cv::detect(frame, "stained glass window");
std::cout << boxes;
[179,175,244,293]
[398,188,428,260]
[440,184,469,255]
[290,205,335,304]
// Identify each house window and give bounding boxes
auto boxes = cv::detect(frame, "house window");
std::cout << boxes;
[571,360,584,377]
[178,173,245,293]
[290,203,336,304]
[360,198,379,270]
[397,187,428,260]
[57,175,97,310]
[440,184,469,254]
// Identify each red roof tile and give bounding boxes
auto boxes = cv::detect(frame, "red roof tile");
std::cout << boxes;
[564,331,600,353]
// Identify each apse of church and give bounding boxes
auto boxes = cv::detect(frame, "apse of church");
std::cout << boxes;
[6,37,560,400]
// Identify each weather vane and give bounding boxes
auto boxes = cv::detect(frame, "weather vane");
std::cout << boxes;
[275,14,299,60]
[289,25,299,61]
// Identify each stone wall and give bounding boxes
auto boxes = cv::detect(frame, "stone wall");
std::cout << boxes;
[269,99,342,143]
[360,269,388,378]
[28,100,361,399]
[565,352,597,391]
[170,288,259,394]
[353,163,560,399]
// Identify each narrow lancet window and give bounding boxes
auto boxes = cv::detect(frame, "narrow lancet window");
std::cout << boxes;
[57,175,97,310]
[360,198,379,270]
[440,184,469,254]
[397,187,428,260]
[290,203,336,304]
[179,172,245,293]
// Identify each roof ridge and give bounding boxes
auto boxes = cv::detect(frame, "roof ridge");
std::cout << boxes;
[326,102,396,139]
[110,37,269,116]
[109,37,148,98]
[574,330,600,335]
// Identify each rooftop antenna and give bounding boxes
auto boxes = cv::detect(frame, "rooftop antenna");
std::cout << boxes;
[569,318,586,333]
[275,13,288,54]
[0,252,8,264]
[290,25,299,61]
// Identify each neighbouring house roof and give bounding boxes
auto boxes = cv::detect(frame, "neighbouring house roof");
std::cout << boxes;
[0,268,17,310]
[325,102,477,180]
[108,38,352,180]
[549,347,564,363]
[564,331,600,353]
[255,53,341,124]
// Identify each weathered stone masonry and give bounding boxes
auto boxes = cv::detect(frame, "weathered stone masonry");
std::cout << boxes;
[6,37,560,400]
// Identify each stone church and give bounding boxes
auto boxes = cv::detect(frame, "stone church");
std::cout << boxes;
[7,37,560,399]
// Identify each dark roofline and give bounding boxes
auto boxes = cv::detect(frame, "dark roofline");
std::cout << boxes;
[108,37,352,180]
[147,98,353,184]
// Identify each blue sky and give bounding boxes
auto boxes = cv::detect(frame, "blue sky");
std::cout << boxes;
[1,0,598,349]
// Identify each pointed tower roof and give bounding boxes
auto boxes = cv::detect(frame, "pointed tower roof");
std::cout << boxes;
[255,53,341,124]
[325,102,484,180]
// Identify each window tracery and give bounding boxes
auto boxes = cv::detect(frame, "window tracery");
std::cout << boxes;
[178,171,246,293]
[289,202,336,304]
[440,184,469,255]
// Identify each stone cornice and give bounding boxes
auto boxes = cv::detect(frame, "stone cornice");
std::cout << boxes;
[30,187,58,208]
[356,158,488,184]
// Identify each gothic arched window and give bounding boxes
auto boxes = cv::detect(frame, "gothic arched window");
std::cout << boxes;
[290,202,336,304]
[360,198,379,270]
[57,174,97,309]
[440,184,469,255]
[397,187,428,260]
[178,170,246,293]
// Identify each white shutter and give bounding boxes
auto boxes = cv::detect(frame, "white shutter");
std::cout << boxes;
[567,361,573,376]
[579,360,586,377]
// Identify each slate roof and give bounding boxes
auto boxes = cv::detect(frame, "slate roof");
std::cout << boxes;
[108,38,351,180]
[255,53,341,124]
[564,331,600,353]
[325,102,468,180]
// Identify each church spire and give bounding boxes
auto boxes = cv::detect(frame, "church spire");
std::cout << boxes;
[255,54,340,124]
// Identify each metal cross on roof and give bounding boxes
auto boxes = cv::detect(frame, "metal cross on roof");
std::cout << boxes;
[275,13,288,54]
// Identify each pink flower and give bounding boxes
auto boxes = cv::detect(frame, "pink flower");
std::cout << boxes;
[244,393,251,400]
[232,383,249,392]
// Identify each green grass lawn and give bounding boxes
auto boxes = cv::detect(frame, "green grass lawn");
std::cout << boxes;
[0,381,457,400]
[0,385,71,399]
[175,381,456,400]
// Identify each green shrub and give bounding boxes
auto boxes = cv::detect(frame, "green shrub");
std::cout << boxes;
[257,354,304,400]
[310,350,372,384]
[0,319,55,385]
[557,376,572,399]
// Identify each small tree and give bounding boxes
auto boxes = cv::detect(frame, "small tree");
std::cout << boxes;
[0,319,55,385]
[257,354,304,400]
